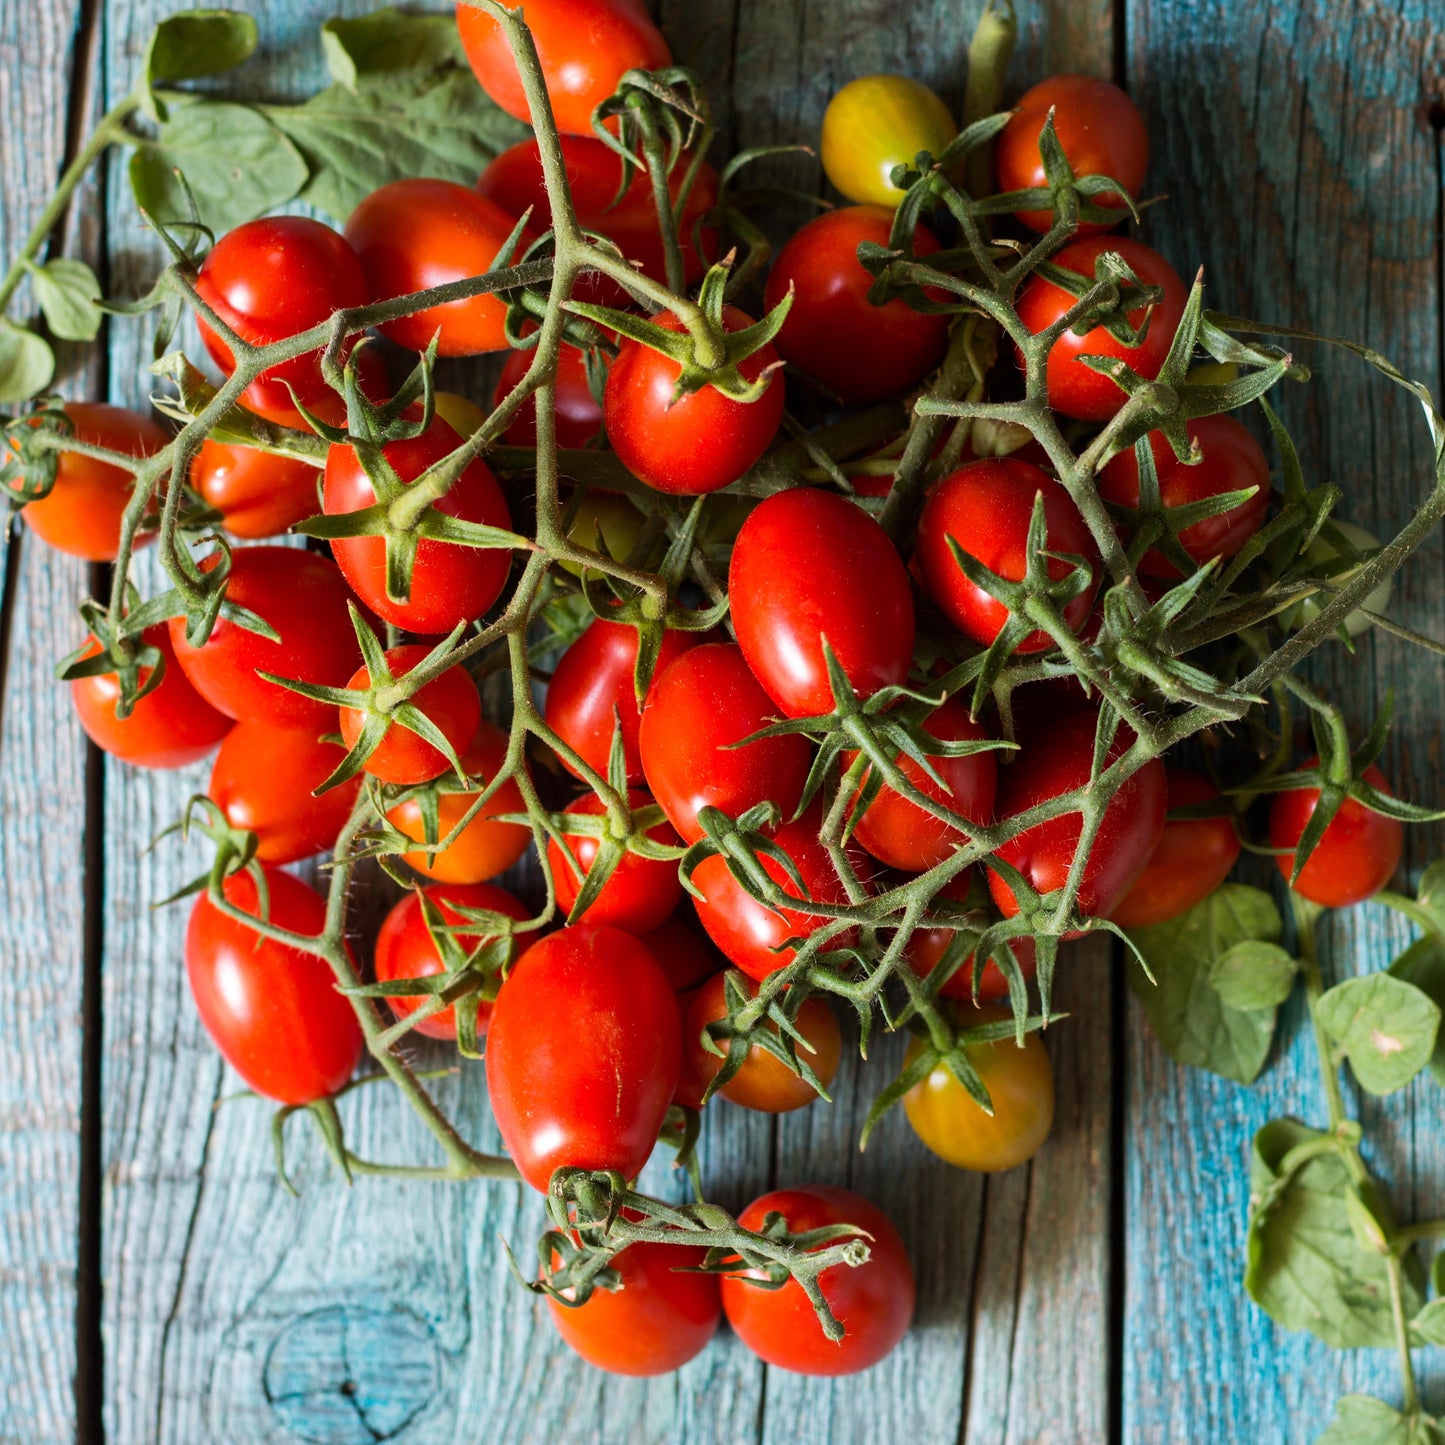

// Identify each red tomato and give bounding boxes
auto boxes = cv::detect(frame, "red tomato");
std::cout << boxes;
[1015,236,1187,422]
[764,206,949,404]
[190,439,321,540]
[194,217,371,430]
[906,904,1038,1004]
[721,1185,914,1376]
[639,643,811,844]
[70,625,231,769]
[1097,414,1270,576]
[1110,770,1240,928]
[989,709,1167,925]
[994,75,1149,233]
[637,907,722,994]
[338,643,482,785]
[185,866,362,1104]
[915,459,1099,652]
[485,922,681,1190]
[729,488,915,717]
[323,416,513,634]
[604,306,784,495]
[208,722,359,864]
[22,402,168,561]
[374,882,528,1040]
[1270,761,1404,908]
[493,343,604,448]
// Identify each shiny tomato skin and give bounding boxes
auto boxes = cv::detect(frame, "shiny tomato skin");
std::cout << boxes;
[22,402,168,561]
[485,922,681,1191]
[821,75,958,208]
[1270,761,1404,908]
[721,1185,914,1376]
[994,74,1149,233]
[639,643,811,845]
[764,206,949,404]
[915,458,1099,652]
[185,866,362,1104]
[729,487,915,717]
[374,882,528,1040]
[545,617,697,786]
[323,416,513,634]
[70,625,232,768]
[638,908,722,995]
[190,439,321,540]
[1110,769,1240,928]
[194,217,371,430]
[494,343,604,448]
[168,546,364,729]
[207,721,359,864]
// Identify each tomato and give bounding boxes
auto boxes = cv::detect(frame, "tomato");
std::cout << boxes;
[721,1185,914,1376]
[457,0,671,137]
[1098,415,1270,576]
[493,344,604,449]
[345,179,526,356]
[374,882,528,1040]
[21,402,168,561]
[194,217,371,430]
[546,616,697,786]
[208,721,359,864]
[639,643,811,844]
[323,416,513,634]
[1285,521,1395,639]
[821,75,958,208]
[432,391,488,438]
[849,695,997,871]
[185,866,362,1104]
[605,307,783,496]
[988,709,1166,925]
[339,643,482,786]
[70,625,231,769]
[1015,236,1187,422]
[388,720,531,883]
[994,74,1149,233]
[906,894,1038,1004]
[902,1009,1055,1171]
[1270,760,1404,908]
[556,491,644,579]
[1110,770,1240,928]
[729,488,915,717]
[190,439,321,540]
[915,459,1099,652]
[547,1237,720,1375]
[637,907,722,994]
[764,206,949,404]
[485,922,681,1191]
[168,546,363,729]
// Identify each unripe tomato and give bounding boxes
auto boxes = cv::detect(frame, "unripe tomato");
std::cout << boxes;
[493,344,604,449]
[555,491,644,580]
[190,439,321,540]
[821,75,958,208]
[1284,521,1394,638]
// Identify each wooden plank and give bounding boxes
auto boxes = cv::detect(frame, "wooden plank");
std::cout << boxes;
[1122,2,1445,1441]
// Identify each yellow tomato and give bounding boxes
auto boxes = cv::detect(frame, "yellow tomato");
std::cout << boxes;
[433,391,489,438]
[821,75,958,208]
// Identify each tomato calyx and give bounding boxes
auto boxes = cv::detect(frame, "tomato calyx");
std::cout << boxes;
[154,792,266,909]
[544,793,686,924]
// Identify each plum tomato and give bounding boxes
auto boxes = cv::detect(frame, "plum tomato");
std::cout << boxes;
[190,439,321,540]
[821,75,958,208]
[638,907,723,995]
[493,343,604,449]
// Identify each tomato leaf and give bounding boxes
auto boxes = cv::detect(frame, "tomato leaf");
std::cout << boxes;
[141,10,258,119]
[26,257,102,341]
[1207,940,1298,1011]
[1317,974,1440,1096]
[1388,937,1445,1086]
[1315,1395,1445,1445]
[320,7,470,85]
[1415,859,1445,936]
[0,320,56,403]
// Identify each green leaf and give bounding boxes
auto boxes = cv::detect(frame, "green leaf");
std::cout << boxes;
[1207,940,1298,1011]
[1389,937,1445,1086]
[1416,860,1445,935]
[1126,884,1283,1084]
[27,257,102,341]
[1315,1395,1445,1445]
[1317,974,1440,1096]
[0,320,55,403]
[143,10,257,91]
[320,8,470,85]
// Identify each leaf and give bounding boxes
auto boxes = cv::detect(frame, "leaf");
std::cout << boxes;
[0,320,55,403]
[27,257,102,341]
[1126,884,1284,1084]
[1416,860,1445,935]
[1316,1395,1445,1445]
[1208,940,1298,1011]
[1317,974,1440,1096]
[320,7,471,85]
[143,10,257,94]
[1389,937,1445,1086]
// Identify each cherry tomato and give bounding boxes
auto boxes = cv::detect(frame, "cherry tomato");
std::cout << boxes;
[994,74,1149,233]
[1110,769,1240,928]
[374,882,528,1040]
[906,893,1038,1004]
[764,206,949,404]
[637,907,722,995]
[902,1008,1055,1171]
[915,458,1099,652]
[1015,236,1187,422]
[185,866,362,1104]
[493,343,604,448]
[556,491,645,579]
[70,625,231,769]
[194,217,371,430]
[208,721,359,864]
[168,546,364,729]
[190,439,321,540]
[339,643,482,786]
[821,75,958,208]
[1284,521,1394,639]
[1270,760,1404,908]
[721,1185,914,1376]
[730,487,915,717]
[432,391,488,438]
[639,643,811,844]
[323,416,513,633]
[22,402,168,561]
[485,922,681,1190]
[605,307,783,496]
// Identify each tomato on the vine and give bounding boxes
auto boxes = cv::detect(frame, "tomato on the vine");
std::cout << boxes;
[905,891,1039,1004]
[493,343,604,449]
[638,907,722,995]
[190,439,321,540]
[821,75,958,208]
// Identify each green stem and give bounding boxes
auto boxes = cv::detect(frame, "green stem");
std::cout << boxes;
[1386,1249,1421,1416]
[1292,893,1348,1133]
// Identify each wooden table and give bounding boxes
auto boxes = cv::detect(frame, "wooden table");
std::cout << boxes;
[2,1,1441,1441]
